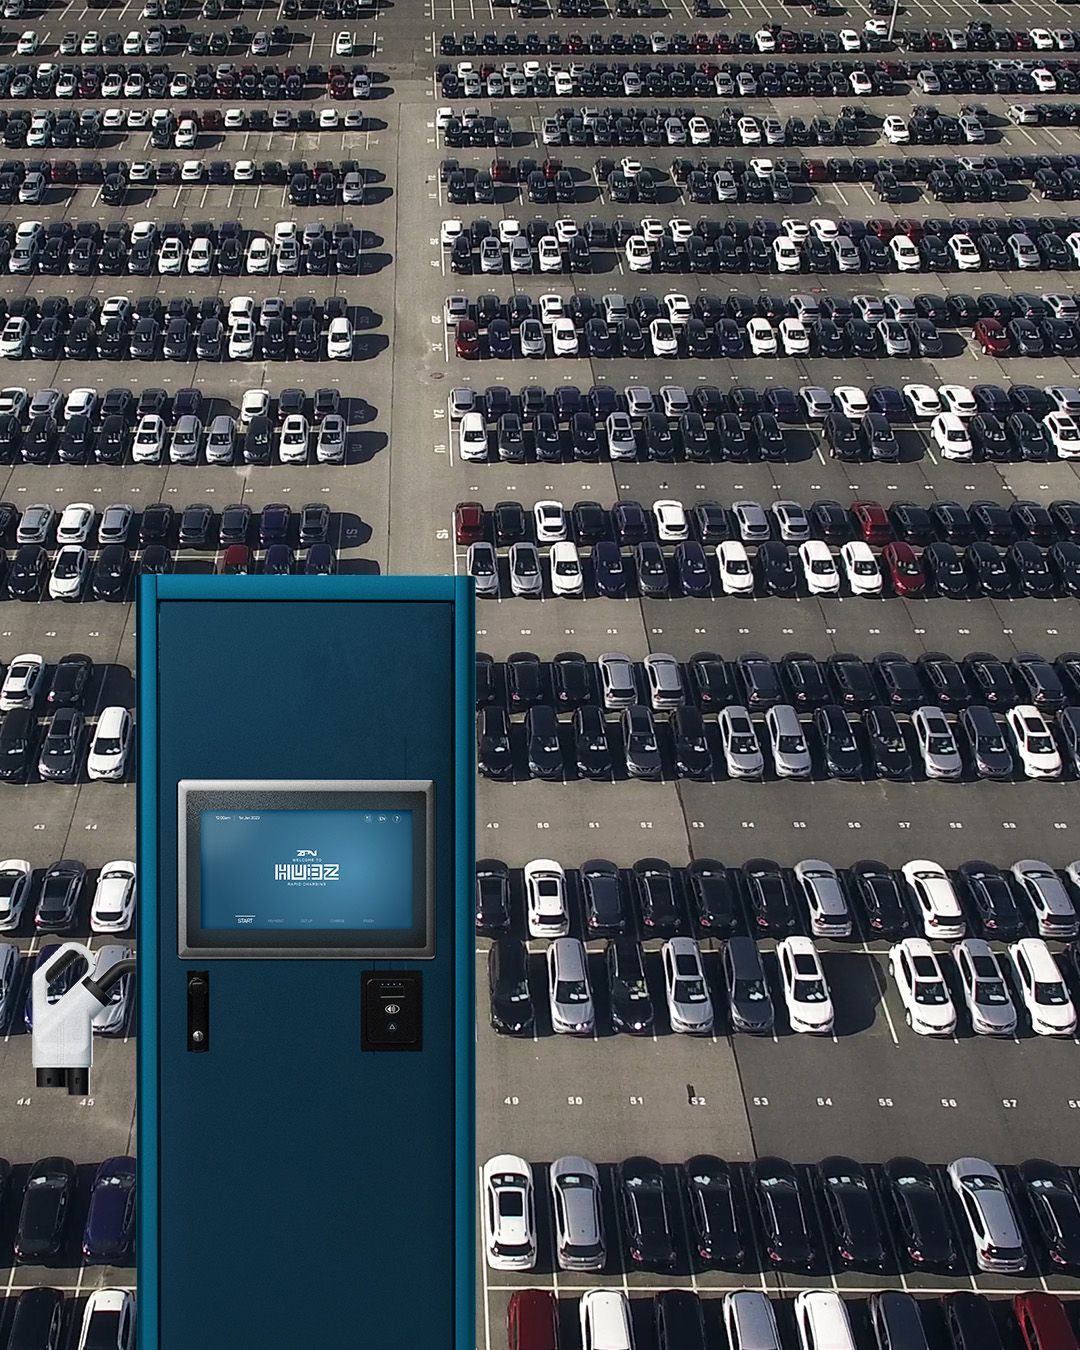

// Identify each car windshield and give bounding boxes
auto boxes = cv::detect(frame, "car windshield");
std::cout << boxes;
[735,978,767,1001]
[555,979,589,1003]
[975,980,1009,1004]
[928,735,955,755]
[1035,980,1070,1006]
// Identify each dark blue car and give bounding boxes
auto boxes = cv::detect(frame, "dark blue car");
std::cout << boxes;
[83,1156,136,1262]
[592,541,626,598]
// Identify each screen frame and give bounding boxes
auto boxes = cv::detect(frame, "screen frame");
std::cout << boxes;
[177,779,435,959]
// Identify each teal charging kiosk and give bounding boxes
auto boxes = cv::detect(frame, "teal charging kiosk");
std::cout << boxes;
[137,576,474,1349]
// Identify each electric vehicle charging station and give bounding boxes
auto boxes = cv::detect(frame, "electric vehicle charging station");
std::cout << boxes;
[137,574,474,1349]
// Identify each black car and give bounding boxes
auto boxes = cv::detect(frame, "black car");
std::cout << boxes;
[635,543,669,599]
[1018,1158,1080,1270]
[476,706,512,780]
[851,861,910,936]
[14,1157,76,1261]
[1009,540,1056,597]
[817,1156,887,1270]
[475,858,510,934]
[592,541,626,598]
[874,653,924,711]
[828,654,876,709]
[6,1286,65,1348]
[524,704,562,780]
[752,1157,814,1271]
[960,705,1014,781]
[756,542,797,596]
[671,705,712,779]
[924,542,969,598]
[37,710,84,784]
[958,860,1022,936]
[815,705,863,779]
[918,653,969,709]
[782,654,830,709]
[883,1156,957,1269]
[0,706,34,781]
[685,859,736,935]
[617,1156,677,1269]
[687,652,736,711]
[865,707,912,780]
[91,545,129,601]
[581,858,625,935]
[8,544,45,600]
[683,1157,743,1267]
[632,858,681,934]
[488,935,534,1036]
[83,1156,135,1263]
[606,937,654,1035]
[741,859,796,934]
[45,654,93,710]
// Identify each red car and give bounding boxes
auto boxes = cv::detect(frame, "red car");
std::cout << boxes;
[851,500,894,545]
[805,159,828,180]
[882,542,926,596]
[490,157,514,182]
[868,218,897,240]
[896,217,923,241]
[218,544,252,574]
[454,502,485,545]
[974,318,1011,356]
[455,319,480,359]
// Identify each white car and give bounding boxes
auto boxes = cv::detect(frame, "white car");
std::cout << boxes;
[606,412,636,460]
[648,320,678,358]
[653,500,688,542]
[639,218,665,244]
[524,859,569,937]
[777,936,834,1034]
[737,115,761,144]
[458,412,487,462]
[839,541,882,596]
[326,318,353,360]
[889,236,921,272]
[245,237,272,274]
[948,234,981,270]
[882,115,910,144]
[911,706,962,780]
[833,386,868,420]
[334,29,354,54]
[538,294,564,328]
[76,1290,135,1350]
[902,860,965,939]
[1031,26,1055,48]
[903,384,942,419]
[688,116,711,145]
[549,541,583,596]
[0,859,31,931]
[278,415,310,464]
[717,706,764,779]
[953,939,1017,1037]
[798,541,840,596]
[746,318,777,356]
[1044,412,1080,458]
[228,319,255,360]
[838,27,861,49]
[716,541,755,595]
[931,413,973,461]
[187,238,213,274]
[549,316,577,356]
[87,707,133,781]
[810,218,840,243]
[663,292,692,325]
[1009,939,1077,1036]
[783,219,811,244]
[56,504,95,545]
[482,1155,536,1270]
[537,237,562,272]
[800,386,833,420]
[239,389,270,429]
[778,318,809,356]
[132,416,165,463]
[939,385,976,418]
[157,238,183,274]
[554,219,579,244]
[624,236,652,271]
[1005,705,1063,778]
[1032,67,1057,93]
[49,546,89,600]
[889,938,957,1036]
[0,318,29,358]
[0,653,44,710]
[91,861,136,933]
[533,501,567,543]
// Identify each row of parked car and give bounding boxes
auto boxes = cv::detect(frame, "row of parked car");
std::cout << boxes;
[503,1287,1075,1350]
[487,924,1080,1037]
[0,292,359,363]
[0,216,371,276]
[0,856,135,933]
[0,57,374,99]
[0,702,132,780]
[479,853,1080,944]
[484,1150,1080,1281]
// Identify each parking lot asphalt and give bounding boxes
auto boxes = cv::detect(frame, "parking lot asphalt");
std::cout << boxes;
[4,0,1080,1335]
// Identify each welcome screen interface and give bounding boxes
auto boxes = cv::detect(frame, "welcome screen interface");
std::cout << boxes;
[199,808,414,930]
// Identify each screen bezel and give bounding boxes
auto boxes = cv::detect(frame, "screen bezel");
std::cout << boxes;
[177,779,435,958]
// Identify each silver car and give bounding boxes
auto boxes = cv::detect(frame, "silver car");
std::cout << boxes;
[794,860,852,938]
[911,706,962,780]
[546,937,594,1035]
[508,542,542,597]
[718,706,764,779]
[662,936,714,1034]
[519,319,545,357]
[16,504,53,544]
[947,1157,1027,1273]
[598,652,637,709]
[732,500,770,542]
[764,704,811,779]
[643,653,684,711]
[92,943,135,1035]
[952,939,1017,1036]
[1011,860,1079,938]
[549,1156,605,1270]
[467,542,499,597]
